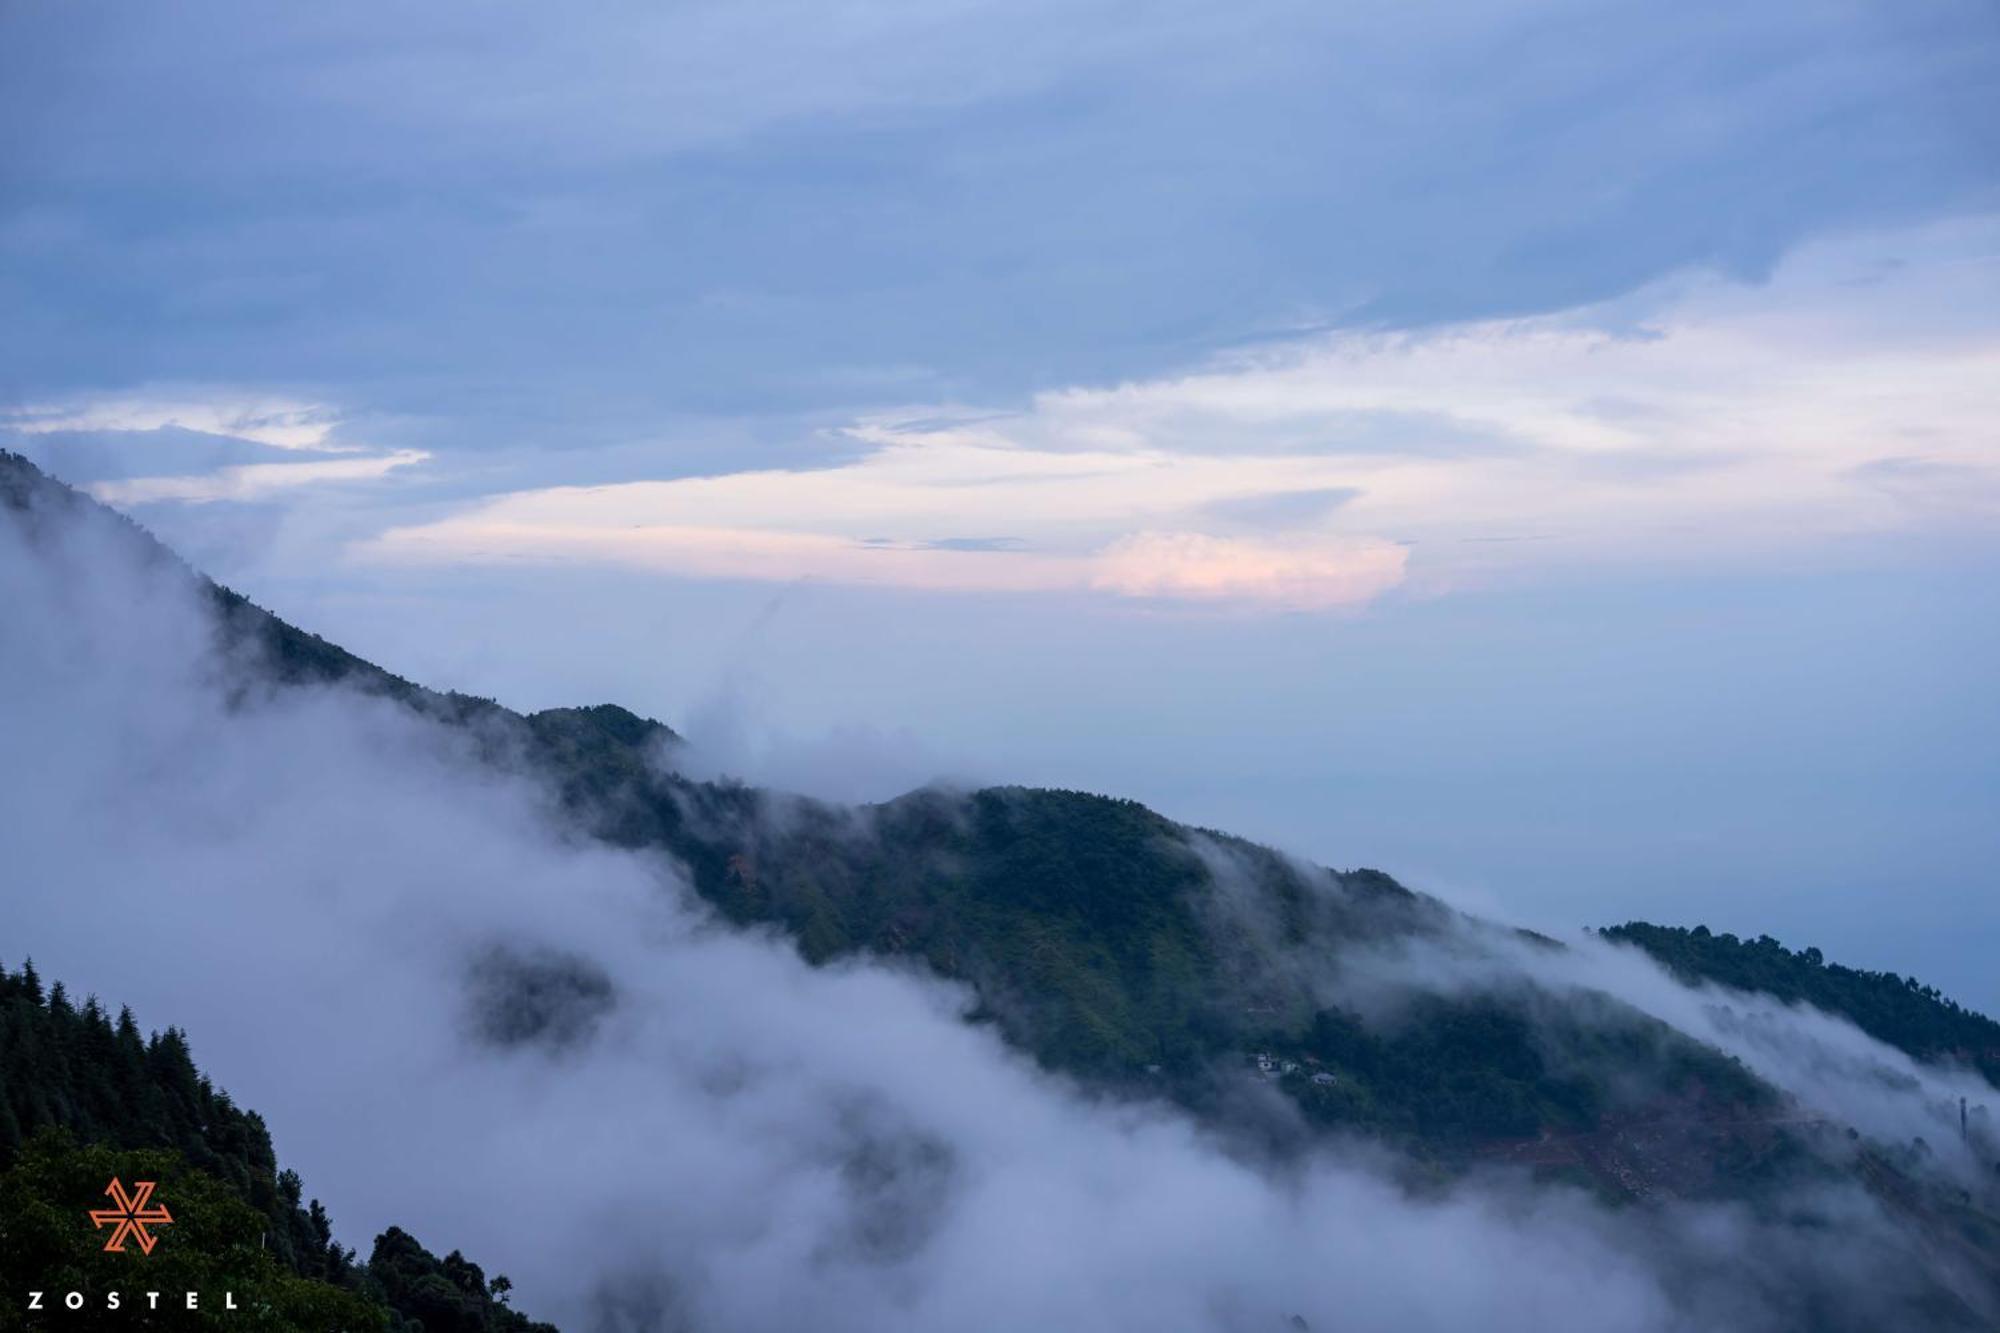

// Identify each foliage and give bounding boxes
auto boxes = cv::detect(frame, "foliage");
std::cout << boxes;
[0,959,337,1279]
[368,1228,553,1333]
[1604,922,2000,1088]
[0,959,553,1331]
[1272,991,1771,1146]
[0,1131,385,1332]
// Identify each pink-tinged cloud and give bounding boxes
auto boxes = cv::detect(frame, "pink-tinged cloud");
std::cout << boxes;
[365,515,1407,610]
[348,219,2000,607]
[1090,531,1407,609]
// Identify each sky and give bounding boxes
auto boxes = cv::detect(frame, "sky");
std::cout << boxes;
[3,0,1998,1007]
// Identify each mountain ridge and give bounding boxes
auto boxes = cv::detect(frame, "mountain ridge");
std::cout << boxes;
[6,449,2000,1329]
[8,449,1998,1115]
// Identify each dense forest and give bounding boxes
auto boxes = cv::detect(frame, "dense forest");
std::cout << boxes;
[538,766,1789,1148]
[1271,992,1777,1147]
[1605,923,2000,1089]
[0,958,552,1331]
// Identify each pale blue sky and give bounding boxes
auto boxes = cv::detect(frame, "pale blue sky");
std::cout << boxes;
[4,1,1997,1005]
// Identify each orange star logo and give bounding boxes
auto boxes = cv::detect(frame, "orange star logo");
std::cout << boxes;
[90,1178,173,1255]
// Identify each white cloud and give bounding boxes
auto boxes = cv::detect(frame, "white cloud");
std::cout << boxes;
[0,392,430,506]
[5,394,344,451]
[89,449,428,505]
[358,435,1413,606]
[354,218,2000,607]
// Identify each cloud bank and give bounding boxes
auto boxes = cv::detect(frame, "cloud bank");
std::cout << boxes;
[6,0,1994,423]
[330,220,2000,606]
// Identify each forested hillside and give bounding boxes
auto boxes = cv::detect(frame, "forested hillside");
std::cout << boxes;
[0,450,1887,1163]
[0,959,552,1331]
[0,448,1790,1161]
[6,447,2000,1329]
[1605,922,2000,1089]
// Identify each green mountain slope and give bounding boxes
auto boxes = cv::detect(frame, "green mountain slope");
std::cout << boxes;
[7,448,2000,1329]
[1605,922,2000,1088]
[0,451,1897,1154]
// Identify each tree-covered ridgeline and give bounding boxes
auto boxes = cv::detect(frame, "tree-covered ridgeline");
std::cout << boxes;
[1603,923,2000,1089]
[7,447,1998,1180]
[0,959,553,1332]
[0,450,1811,1153]
[11,447,2000,1324]
[1269,992,1777,1147]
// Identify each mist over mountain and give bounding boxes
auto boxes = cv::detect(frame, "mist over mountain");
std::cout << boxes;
[4,449,1998,1330]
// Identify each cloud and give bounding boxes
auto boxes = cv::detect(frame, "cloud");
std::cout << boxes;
[671,693,976,805]
[912,536,1026,552]
[88,448,427,505]
[4,0,1994,425]
[354,428,1416,606]
[1317,921,2000,1192]
[1091,531,1406,609]
[1847,454,2000,515]
[1198,487,1362,529]
[984,219,2000,584]
[3,395,343,451]
[349,218,2000,604]
[1,392,428,508]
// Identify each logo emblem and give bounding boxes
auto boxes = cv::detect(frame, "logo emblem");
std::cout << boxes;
[90,1179,173,1254]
